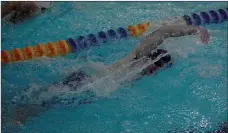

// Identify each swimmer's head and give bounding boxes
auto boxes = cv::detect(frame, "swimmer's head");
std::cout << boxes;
[141,49,171,76]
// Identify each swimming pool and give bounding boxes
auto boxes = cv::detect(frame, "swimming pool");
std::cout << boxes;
[1,2,227,133]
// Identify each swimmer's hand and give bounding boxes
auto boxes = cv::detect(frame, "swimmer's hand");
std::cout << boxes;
[199,27,209,44]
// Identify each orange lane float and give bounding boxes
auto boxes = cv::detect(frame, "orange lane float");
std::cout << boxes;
[10,48,24,62]
[45,42,58,57]
[127,22,150,37]
[1,51,11,64]
[56,40,70,55]
[23,46,35,60]
[34,44,46,58]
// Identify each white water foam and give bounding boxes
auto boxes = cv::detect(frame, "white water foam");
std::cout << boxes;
[13,55,162,106]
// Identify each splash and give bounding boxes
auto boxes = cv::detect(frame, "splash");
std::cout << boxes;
[12,56,157,106]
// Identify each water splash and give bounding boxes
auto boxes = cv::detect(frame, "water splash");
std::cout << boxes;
[12,56,158,107]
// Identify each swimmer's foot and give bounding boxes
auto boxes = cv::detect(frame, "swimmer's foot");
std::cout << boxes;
[11,104,46,126]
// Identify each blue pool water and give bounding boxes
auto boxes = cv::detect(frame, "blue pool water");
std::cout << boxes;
[1,2,227,133]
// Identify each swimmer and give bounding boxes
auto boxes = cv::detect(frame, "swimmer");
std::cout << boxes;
[1,1,52,23]
[10,23,209,125]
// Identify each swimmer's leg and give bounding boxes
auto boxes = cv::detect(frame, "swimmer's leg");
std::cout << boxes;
[10,90,96,126]
[10,71,94,126]
[10,104,48,126]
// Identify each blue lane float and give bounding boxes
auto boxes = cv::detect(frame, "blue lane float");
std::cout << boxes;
[67,38,77,52]
[218,9,228,21]
[209,10,219,23]
[65,27,129,51]
[183,15,192,25]
[77,36,87,49]
[117,27,128,38]
[87,34,98,46]
[107,29,118,39]
[98,31,108,43]
[183,8,228,26]
[200,12,210,24]
[192,13,201,25]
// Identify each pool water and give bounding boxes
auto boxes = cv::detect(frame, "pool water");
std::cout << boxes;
[1,2,227,133]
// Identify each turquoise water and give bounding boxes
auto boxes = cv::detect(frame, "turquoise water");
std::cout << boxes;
[1,2,227,133]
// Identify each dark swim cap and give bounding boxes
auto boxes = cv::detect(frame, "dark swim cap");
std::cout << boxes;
[154,59,164,67]
[149,49,167,60]
[161,54,171,63]
[141,49,172,76]
[153,54,171,68]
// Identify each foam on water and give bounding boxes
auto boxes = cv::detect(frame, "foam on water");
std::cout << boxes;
[12,53,166,108]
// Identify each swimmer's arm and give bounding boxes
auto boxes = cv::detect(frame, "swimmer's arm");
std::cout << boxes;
[161,25,199,37]
[104,25,209,73]
[160,25,209,44]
